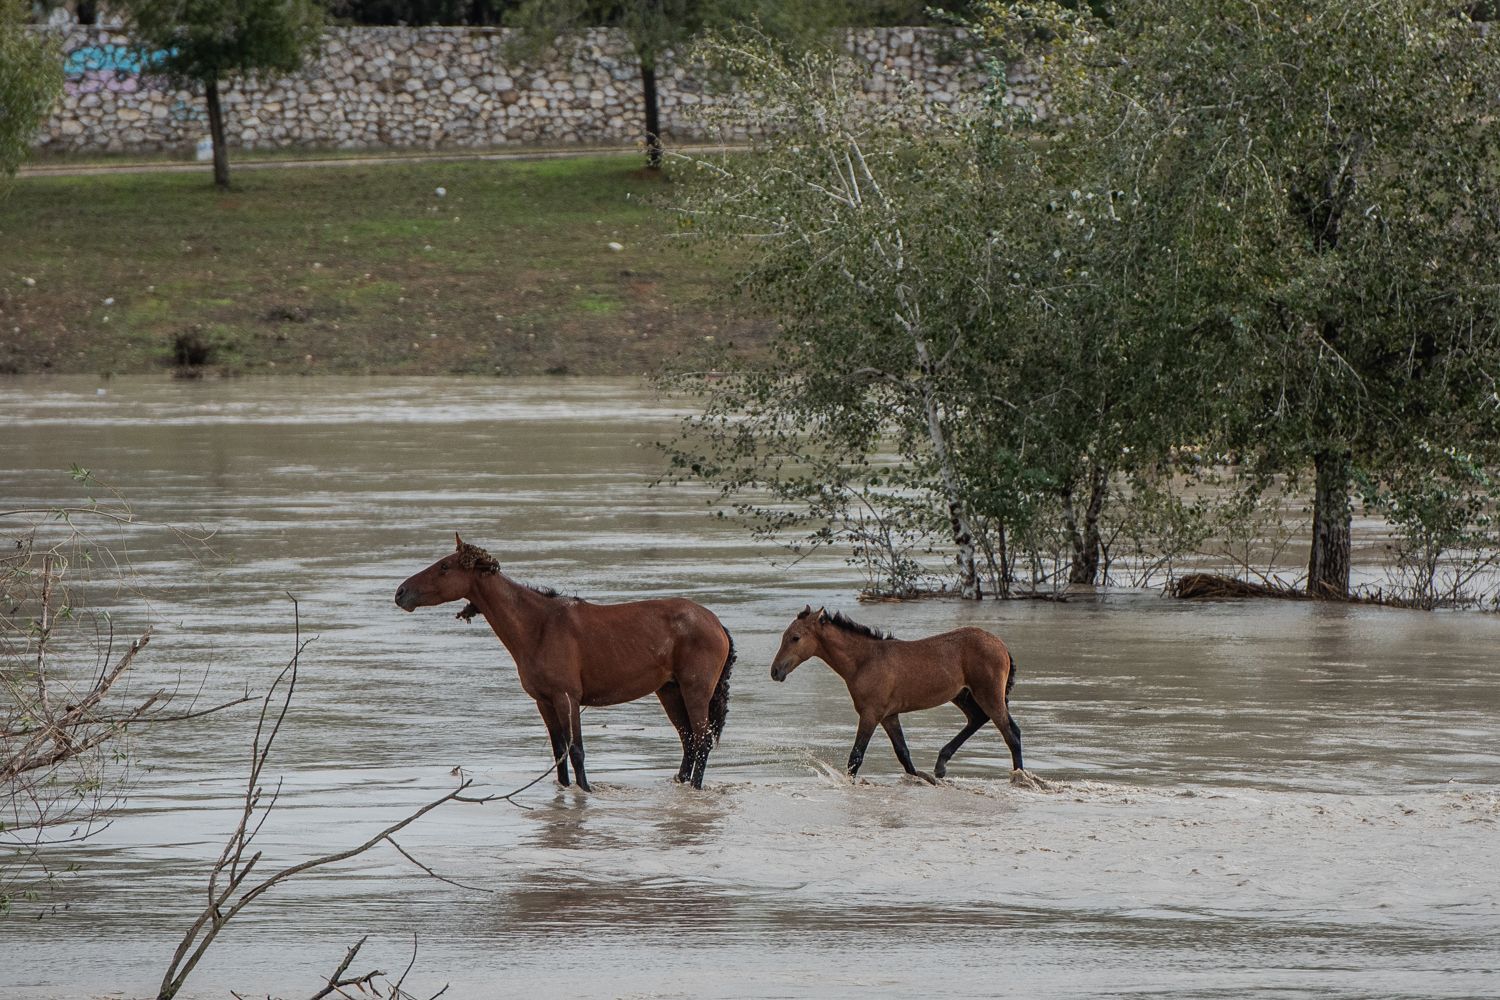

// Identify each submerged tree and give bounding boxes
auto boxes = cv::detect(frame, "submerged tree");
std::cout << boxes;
[664,29,1217,596]
[991,0,1500,598]
[0,0,62,187]
[120,0,324,189]
[664,39,1054,598]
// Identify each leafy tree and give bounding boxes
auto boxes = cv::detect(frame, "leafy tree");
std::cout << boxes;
[120,0,325,189]
[664,39,1053,598]
[984,0,1500,598]
[330,0,515,25]
[664,30,1216,598]
[0,0,62,187]
[505,0,889,171]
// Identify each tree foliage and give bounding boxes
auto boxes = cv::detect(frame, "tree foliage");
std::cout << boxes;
[331,0,514,25]
[668,2,1500,605]
[665,38,1057,597]
[987,0,1500,597]
[504,0,899,169]
[120,0,325,188]
[0,0,62,186]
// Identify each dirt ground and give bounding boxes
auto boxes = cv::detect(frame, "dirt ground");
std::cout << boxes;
[0,152,770,377]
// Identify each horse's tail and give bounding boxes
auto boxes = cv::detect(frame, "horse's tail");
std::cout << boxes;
[709,625,735,744]
[1006,654,1018,700]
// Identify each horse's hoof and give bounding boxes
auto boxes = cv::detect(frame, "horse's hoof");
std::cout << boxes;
[1009,768,1051,791]
[918,771,940,786]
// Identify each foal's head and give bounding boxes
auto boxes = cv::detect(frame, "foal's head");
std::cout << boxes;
[394,534,498,612]
[770,605,829,682]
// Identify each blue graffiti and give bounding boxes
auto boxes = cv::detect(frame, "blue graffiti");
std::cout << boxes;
[63,44,172,95]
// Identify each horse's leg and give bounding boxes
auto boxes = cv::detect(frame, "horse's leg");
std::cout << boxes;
[677,667,719,790]
[847,716,878,779]
[683,700,713,791]
[934,690,990,779]
[535,698,570,786]
[971,687,1024,772]
[881,715,939,785]
[655,682,695,784]
[686,719,713,789]
[1004,715,1024,771]
[561,696,592,792]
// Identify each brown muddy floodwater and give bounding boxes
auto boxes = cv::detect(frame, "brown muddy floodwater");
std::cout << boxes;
[2,376,1499,1000]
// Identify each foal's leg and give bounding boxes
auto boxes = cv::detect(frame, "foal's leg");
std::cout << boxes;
[881,715,939,785]
[535,699,570,787]
[1002,715,1024,771]
[971,687,1024,772]
[655,682,695,784]
[561,696,592,792]
[847,716,878,778]
[934,690,990,779]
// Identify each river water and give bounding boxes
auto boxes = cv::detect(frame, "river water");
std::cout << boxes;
[2,377,1498,999]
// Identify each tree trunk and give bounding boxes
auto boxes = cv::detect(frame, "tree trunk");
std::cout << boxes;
[911,348,980,600]
[640,59,662,171]
[204,78,229,190]
[1307,449,1353,598]
[1062,462,1108,585]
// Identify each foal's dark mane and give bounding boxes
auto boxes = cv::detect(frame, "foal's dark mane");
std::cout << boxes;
[824,610,894,641]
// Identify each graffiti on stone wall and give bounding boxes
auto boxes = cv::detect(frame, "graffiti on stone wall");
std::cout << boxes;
[170,98,207,126]
[63,44,169,95]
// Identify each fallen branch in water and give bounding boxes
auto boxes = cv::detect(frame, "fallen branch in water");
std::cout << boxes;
[159,593,579,1000]
[157,596,473,1000]
[1168,572,1442,610]
[3,534,251,914]
[1169,573,1308,601]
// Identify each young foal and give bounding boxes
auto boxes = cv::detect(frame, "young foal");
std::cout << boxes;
[770,607,1023,783]
[395,535,735,790]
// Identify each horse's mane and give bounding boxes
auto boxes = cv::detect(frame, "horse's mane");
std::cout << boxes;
[820,609,894,641]
[456,541,500,574]
[454,541,573,620]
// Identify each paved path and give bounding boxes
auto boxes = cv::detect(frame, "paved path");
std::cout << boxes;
[17,142,740,178]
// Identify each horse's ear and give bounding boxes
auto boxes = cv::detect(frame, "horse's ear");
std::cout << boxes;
[798,604,813,619]
[817,606,829,622]
[454,532,463,550]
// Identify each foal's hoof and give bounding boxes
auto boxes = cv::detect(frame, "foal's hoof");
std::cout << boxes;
[1009,768,1051,791]
[907,770,940,786]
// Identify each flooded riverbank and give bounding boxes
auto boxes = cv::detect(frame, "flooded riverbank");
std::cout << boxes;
[3,377,1498,998]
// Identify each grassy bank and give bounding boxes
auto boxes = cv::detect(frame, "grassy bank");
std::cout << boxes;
[0,156,762,376]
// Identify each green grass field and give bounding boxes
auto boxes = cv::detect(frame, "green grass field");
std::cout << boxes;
[0,156,761,376]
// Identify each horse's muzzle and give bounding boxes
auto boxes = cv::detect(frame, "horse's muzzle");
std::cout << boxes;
[394,586,419,612]
[770,661,789,683]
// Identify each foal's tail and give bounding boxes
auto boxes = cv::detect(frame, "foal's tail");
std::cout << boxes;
[709,625,736,744]
[1006,654,1018,699]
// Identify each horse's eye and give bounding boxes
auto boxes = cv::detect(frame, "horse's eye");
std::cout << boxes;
[791,634,800,642]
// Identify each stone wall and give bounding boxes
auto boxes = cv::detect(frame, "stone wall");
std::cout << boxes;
[34,25,1030,155]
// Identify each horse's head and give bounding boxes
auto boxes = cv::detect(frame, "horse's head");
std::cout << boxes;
[395,533,497,612]
[771,605,827,682]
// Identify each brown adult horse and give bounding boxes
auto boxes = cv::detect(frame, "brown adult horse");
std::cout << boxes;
[770,607,1024,783]
[395,535,735,791]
